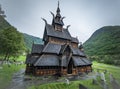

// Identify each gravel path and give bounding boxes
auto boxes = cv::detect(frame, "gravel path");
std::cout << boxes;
[6,69,28,89]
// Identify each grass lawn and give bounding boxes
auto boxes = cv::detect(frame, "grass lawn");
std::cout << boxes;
[28,79,102,89]
[0,64,25,89]
[28,61,120,89]
[93,61,120,84]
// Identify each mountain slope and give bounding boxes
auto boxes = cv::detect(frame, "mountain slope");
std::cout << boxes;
[0,15,10,30]
[84,26,120,65]
[0,15,43,50]
[23,33,43,50]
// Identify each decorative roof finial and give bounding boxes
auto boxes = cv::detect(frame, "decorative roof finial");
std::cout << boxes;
[50,11,55,18]
[41,18,47,24]
[66,25,71,29]
[57,1,60,13]
[58,1,59,8]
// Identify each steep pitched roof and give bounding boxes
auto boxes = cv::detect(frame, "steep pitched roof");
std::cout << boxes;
[42,43,61,54]
[72,56,92,66]
[72,56,87,66]
[70,46,86,56]
[34,54,59,66]
[45,24,72,40]
[81,58,92,65]
[25,54,38,64]
[31,44,44,54]
[71,37,79,43]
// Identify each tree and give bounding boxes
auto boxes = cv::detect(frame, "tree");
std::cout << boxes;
[0,26,25,63]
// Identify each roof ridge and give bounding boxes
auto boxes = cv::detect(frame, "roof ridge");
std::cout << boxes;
[34,54,44,66]
[42,42,50,52]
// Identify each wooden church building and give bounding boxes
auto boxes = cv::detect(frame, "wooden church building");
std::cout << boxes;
[25,2,92,76]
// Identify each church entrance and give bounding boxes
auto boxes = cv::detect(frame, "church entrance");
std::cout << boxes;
[67,59,73,74]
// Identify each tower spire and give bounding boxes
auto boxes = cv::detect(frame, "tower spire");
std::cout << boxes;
[51,1,64,31]
[58,1,59,8]
[56,1,61,17]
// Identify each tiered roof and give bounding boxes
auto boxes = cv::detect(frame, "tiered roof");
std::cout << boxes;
[25,1,92,68]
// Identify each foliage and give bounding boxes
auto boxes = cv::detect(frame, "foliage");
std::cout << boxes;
[84,26,120,65]
[0,27,25,61]
[0,64,25,89]
[0,15,10,30]
[0,14,43,53]
[23,33,43,51]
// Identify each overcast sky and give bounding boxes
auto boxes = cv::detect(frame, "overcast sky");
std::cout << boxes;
[0,0,120,42]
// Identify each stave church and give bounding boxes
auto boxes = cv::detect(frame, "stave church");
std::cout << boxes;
[25,2,92,76]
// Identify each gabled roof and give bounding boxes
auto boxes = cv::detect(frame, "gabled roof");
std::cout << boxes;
[71,46,86,57]
[31,44,44,54]
[45,24,72,40]
[60,44,69,54]
[25,54,39,64]
[42,43,61,54]
[71,37,79,43]
[81,58,92,65]
[72,56,87,66]
[34,54,59,66]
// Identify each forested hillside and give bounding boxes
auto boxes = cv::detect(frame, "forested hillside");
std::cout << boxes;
[84,26,120,65]
[0,15,43,51]
[0,15,10,30]
[23,33,43,50]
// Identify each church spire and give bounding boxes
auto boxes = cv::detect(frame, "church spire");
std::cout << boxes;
[56,1,61,18]
[51,1,64,31]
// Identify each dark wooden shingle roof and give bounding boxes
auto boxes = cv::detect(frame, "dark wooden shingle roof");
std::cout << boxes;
[25,54,38,64]
[71,47,86,56]
[82,58,92,65]
[42,43,61,54]
[72,56,92,66]
[31,44,44,54]
[34,54,59,66]
[45,24,72,40]
[72,56,87,66]
[71,37,79,43]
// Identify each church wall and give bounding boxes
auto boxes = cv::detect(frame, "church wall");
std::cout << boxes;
[72,68,78,75]
[55,25,63,31]
[25,65,34,74]
[48,37,70,45]
[71,42,78,48]
[77,66,92,73]
[34,66,60,76]
[35,69,58,76]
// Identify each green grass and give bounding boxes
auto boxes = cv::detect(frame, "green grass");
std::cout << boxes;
[17,55,26,61]
[0,64,25,89]
[93,61,120,84]
[28,79,102,89]
[28,61,120,89]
